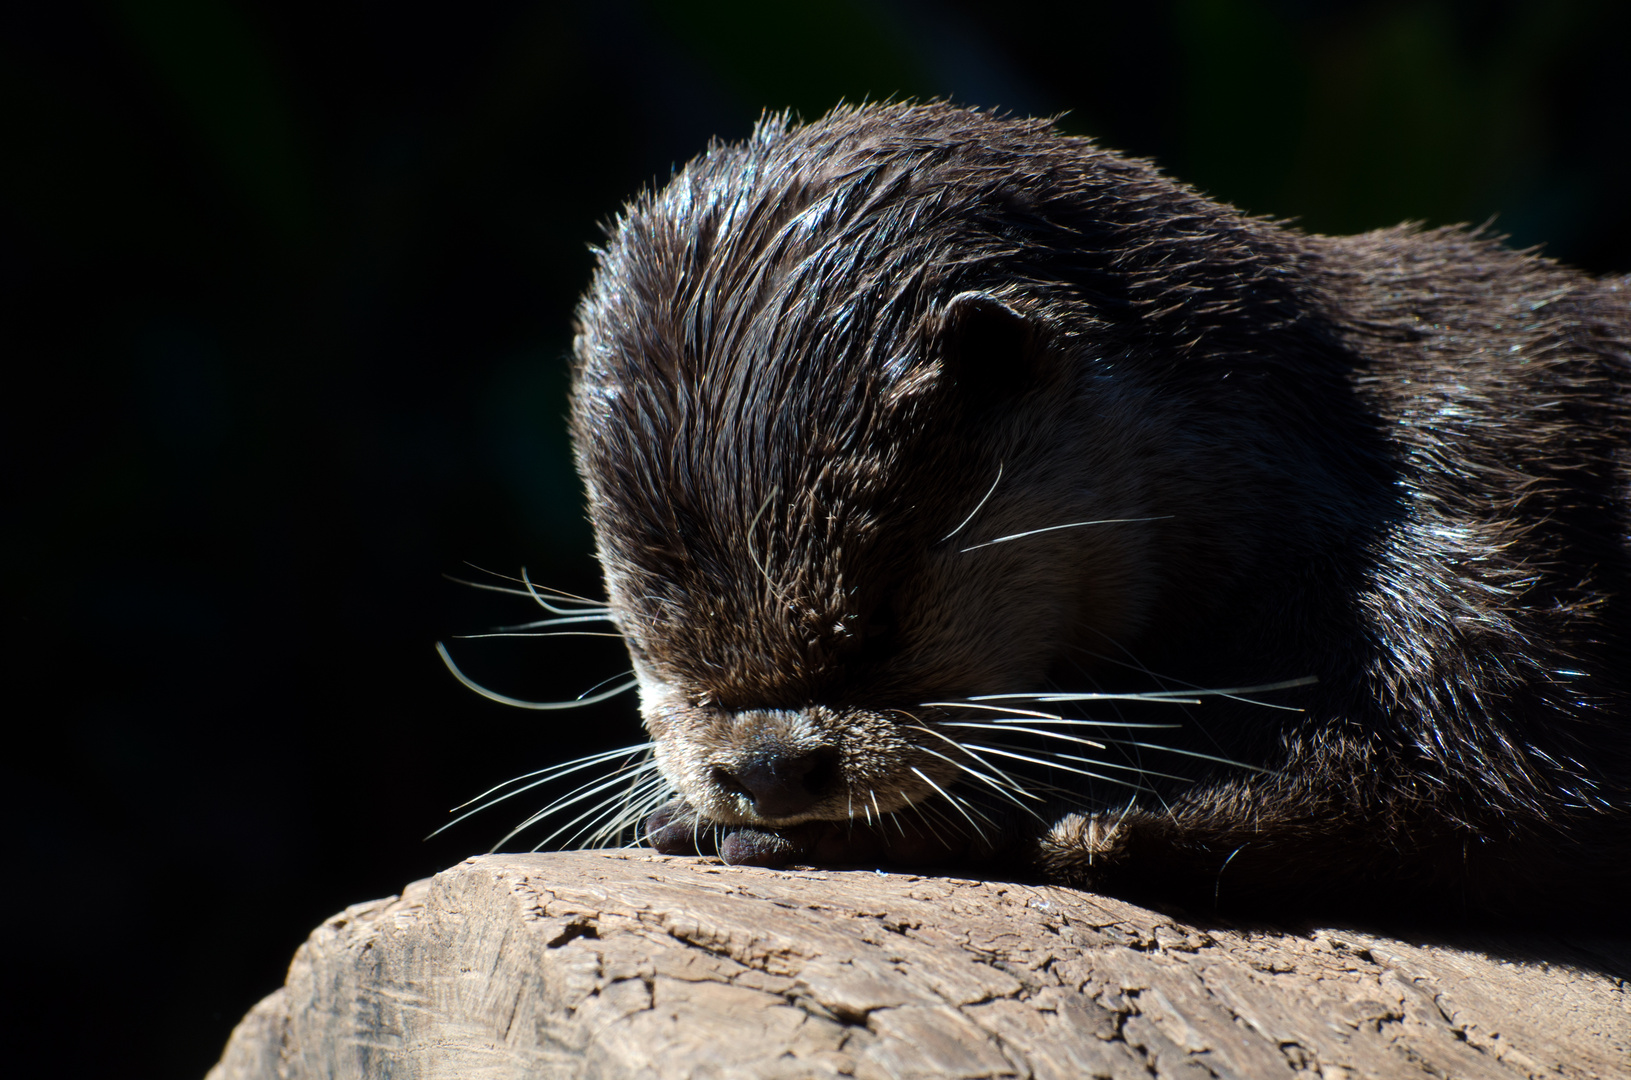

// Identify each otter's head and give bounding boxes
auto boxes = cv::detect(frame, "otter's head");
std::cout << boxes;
[569,104,1312,829]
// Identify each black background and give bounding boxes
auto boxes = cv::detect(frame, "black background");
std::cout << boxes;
[4,2,1628,1075]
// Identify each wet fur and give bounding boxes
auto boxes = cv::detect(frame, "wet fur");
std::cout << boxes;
[568,103,1631,919]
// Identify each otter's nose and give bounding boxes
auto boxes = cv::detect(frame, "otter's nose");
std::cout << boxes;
[713,747,839,819]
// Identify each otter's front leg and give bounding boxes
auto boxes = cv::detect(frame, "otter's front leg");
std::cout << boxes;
[644,797,998,869]
[1032,803,1341,913]
[1031,783,1441,915]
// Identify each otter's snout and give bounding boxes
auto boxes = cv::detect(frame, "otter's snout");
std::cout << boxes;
[646,700,932,825]
[711,746,840,819]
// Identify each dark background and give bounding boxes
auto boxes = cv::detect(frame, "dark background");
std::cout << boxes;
[4,1,1627,1075]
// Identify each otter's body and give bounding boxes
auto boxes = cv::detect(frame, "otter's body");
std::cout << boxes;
[568,103,1630,918]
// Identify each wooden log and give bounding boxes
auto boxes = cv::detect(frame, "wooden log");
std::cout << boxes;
[208,851,1630,1080]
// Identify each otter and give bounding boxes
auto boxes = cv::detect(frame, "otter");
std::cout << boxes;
[560,102,1630,919]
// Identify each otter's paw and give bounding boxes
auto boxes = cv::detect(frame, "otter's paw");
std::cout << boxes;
[645,798,721,856]
[1036,811,1144,887]
[643,798,993,870]
[642,798,822,867]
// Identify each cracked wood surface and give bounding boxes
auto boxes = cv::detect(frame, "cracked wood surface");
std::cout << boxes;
[208,851,1630,1080]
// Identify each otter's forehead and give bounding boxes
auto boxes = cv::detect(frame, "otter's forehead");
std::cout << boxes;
[569,106,1112,409]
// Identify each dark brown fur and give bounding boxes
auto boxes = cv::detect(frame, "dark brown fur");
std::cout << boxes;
[568,103,1631,919]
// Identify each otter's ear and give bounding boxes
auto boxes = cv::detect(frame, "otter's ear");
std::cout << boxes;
[936,292,1043,408]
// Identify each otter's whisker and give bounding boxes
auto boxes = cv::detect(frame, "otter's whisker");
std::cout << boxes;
[591,771,671,845]
[910,766,996,840]
[905,731,1049,823]
[520,566,614,616]
[442,574,576,601]
[473,613,619,632]
[940,721,1106,752]
[504,762,665,851]
[962,695,1202,710]
[941,794,998,843]
[937,462,1004,544]
[922,700,1080,720]
[952,715,1180,732]
[978,675,1317,707]
[430,745,656,841]
[447,566,611,614]
[568,773,672,850]
[453,630,627,640]
[950,720,1267,776]
[889,793,910,837]
[902,788,960,847]
[571,670,643,701]
[898,709,1047,804]
[926,700,1188,721]
[1031,697,1201,711]
[541,790,638,852]
[501,755,660,833]
[969,738,1192,783]
[1066,634,1202,695]
[960,743,1162,794]
[1096,740,1276,773]
[911,739,1042,804]
[448,742,656,812]
[526,784,652,853]
[1059,640,1245,768]
[436,642,637,710]
[893,799,919,841]
[913,799,972,848]
[627,783,679,847]
[959,515,1173,553]
[692,812,707,856]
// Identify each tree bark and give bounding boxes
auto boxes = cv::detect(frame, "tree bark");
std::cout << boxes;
[207,851,1629,1080]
